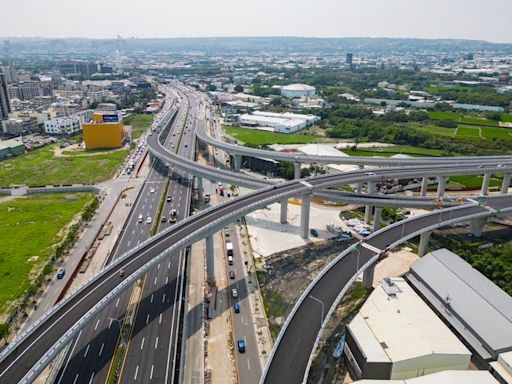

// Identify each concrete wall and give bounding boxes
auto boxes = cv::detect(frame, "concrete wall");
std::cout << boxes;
[390,353,471,380]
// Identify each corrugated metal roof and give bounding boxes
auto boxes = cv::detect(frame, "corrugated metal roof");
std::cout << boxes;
[355,370,499,383]
[410,249,512,355]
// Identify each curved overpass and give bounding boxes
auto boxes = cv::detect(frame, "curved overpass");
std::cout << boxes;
[2,97,512,382]
[261,194,512,384]
[2,160,511,383]
[197,121,512,167]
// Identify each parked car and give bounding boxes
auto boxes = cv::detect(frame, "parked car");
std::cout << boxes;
[229,271,235,279]
[310,229,319,237]
[161,216,167,223]
[233,303,240,313]
[231,288,238,298]
[57,269,65,279]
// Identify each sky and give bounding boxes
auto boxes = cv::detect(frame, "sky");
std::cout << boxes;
[2,0,512,43]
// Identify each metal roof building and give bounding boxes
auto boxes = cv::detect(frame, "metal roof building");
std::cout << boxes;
[345,277,471,381]
[405,249,512,363]
[353,370,499,384]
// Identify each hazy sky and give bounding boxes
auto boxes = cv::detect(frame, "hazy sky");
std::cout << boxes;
[2,0,512,43]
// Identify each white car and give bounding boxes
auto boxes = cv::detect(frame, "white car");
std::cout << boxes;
[150,187,156,193]
[146,217,152,224]
[347,219,362,227]
[137,214,143,223]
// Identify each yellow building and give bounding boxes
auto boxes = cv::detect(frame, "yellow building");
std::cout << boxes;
[83,111,125,149]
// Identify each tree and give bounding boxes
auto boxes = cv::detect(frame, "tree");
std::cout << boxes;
[0,323,10,344]
[207,84,217,92]
[234,85,244,93]
[270,97,282,107]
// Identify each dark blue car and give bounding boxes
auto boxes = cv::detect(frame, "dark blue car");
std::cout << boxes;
[237,338,246,353]
[234,303,240,313]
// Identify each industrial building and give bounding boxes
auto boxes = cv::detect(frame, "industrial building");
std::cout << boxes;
[405,249,512,364]
[0,138,25,161]
[345,277,471,381]
[490,351,512,384]
[353,370,499,384]
[280,83,316,99]
[239,111,320,133]
[83,106,125,149]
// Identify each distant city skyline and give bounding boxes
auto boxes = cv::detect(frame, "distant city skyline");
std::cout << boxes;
[1,0,512,44]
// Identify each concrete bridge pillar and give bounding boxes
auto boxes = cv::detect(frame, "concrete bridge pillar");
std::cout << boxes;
[357,164,365,194]
[233,154,242,172]
[501,173,511,194]
[280,199,288,224]
[373,207,382,232]
[300,194,311,239]
[197,177,204,203]
[470,217,487,237]
[294,162,302,180]
[362,263,376,289]
[364,181,377,224]
[437,176,447,198]
[481,173,491,196]
[420,177,429,197]
[206,235,215,283]
[418,231,432,257]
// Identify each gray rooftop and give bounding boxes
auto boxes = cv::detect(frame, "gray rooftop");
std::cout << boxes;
[408,249,512,358]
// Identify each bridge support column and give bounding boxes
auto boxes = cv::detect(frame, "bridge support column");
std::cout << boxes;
[373,207,382,232]
[470,217,487,237]
[481,173,491,196]
[501,173,511,194]
[233,155,242,172]
[357,164,364,193]
[420,177,429,197]
[364,181,377,224]
[362,263,376,289]
[300,194,311,239]
[294,162,302,180]
[437,176,447,198]
[280,199,288,224]
[418,231,432,257]
[197,177,204,203]
[206,235,215,283]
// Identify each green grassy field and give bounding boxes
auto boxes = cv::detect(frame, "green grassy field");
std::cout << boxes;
[343,146,447,157]
[460,117,500,127]
[413,124,457,137]
[124,114,153,139]
[455,126,480,139]
[0,193,94,314]
[428,111,461,121]
[448,175,502,190]
[481,127,512,140]
[0,145,128,188]
[502,114,512,123]
[223,125,327,145]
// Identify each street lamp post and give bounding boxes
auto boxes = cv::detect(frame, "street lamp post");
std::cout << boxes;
[309,295,324,328]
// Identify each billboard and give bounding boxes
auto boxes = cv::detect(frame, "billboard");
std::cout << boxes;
[102,114,119,123]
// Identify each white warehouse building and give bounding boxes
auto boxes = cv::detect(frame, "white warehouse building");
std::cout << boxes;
[239,111,320,133]
[281,83,316,99]
[44,116,82,135]
[345,277,471,381]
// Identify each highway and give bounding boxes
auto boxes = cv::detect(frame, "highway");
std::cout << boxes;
[196,120,512,167]
[2,86,512,383]
[53,90,185,384]
[261,194,512,383]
